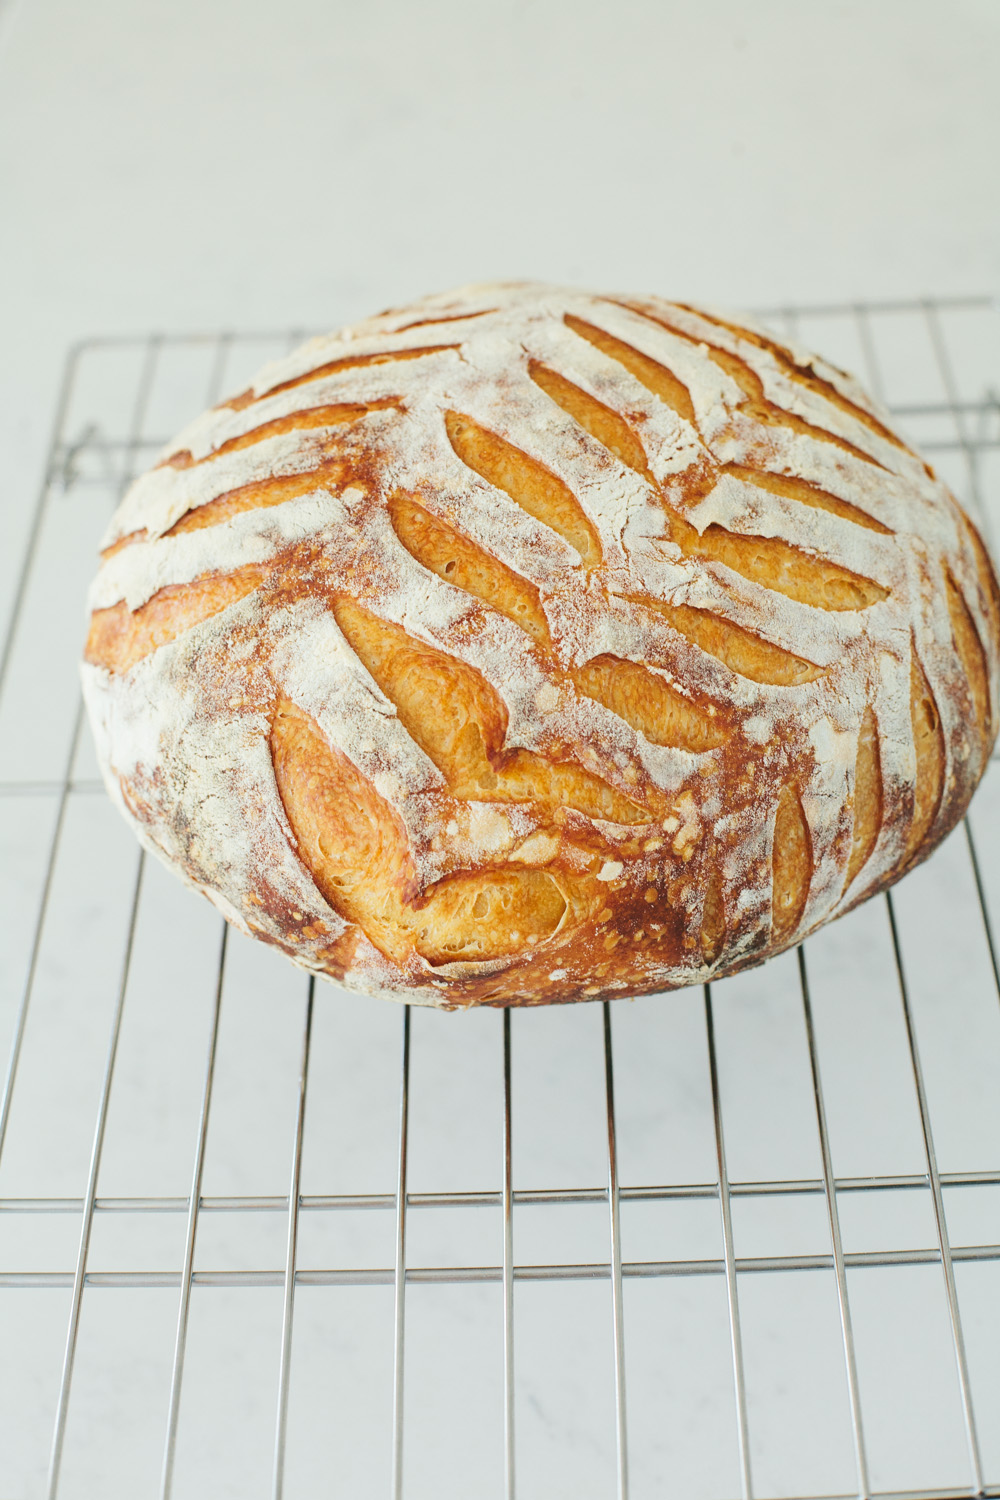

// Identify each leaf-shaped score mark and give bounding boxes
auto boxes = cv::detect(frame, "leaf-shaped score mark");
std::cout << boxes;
[622,595,824,687]
[445,410,603,568]
[332,597,649,824]
[270,697,569,966]
[86,563,269,674]
[389,494,550,646]
[571,655,727,753]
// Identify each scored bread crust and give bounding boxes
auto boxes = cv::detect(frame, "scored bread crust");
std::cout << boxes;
[82,283,1000,1007]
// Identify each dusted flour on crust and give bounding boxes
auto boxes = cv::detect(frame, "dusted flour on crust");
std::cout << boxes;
[82,283,1000,1006]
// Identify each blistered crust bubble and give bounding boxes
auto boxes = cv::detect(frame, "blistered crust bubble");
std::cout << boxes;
[82,283,1000,1007]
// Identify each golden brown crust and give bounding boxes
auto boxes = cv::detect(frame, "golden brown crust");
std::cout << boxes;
[628,597,824,687]
[270,696,570,969]
[81,283,1000,1007]
[771,785,812,943]
[444,409,604,568]
[844,706,883,893]
[907,652,945,862]
[388,494,551,646]
[85,564,269,674]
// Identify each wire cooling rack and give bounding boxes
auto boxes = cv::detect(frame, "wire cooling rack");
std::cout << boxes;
[2,297,1000,1500]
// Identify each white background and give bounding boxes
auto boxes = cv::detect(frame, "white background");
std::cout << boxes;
[1,0,999,603]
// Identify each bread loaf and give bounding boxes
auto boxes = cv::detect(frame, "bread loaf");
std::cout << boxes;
[82,284,1000,1006]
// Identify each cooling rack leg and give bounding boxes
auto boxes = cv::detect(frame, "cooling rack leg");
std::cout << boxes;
[798,947,870,1500]
[502,1008,516,1500]
[391,1006,411,1500]
[159,921,229,1500]
[704,985,753,1500]
[46,850,145,1500]
[602,1002,629,1500]
[885,893,986,1494]
[272,976,315,1500]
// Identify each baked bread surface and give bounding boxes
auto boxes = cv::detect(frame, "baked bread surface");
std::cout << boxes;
[82,284,1000,1006]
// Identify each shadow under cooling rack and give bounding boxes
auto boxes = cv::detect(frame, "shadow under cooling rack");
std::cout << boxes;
[2,296,1000,1500]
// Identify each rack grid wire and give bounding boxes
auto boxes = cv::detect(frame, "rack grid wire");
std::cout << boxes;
[2,296,1000,1500]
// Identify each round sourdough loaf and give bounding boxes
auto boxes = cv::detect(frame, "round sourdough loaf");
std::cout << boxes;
[82,284,1000,1006]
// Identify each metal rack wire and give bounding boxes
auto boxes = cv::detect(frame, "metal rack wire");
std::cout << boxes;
[1,296,1000,1500]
